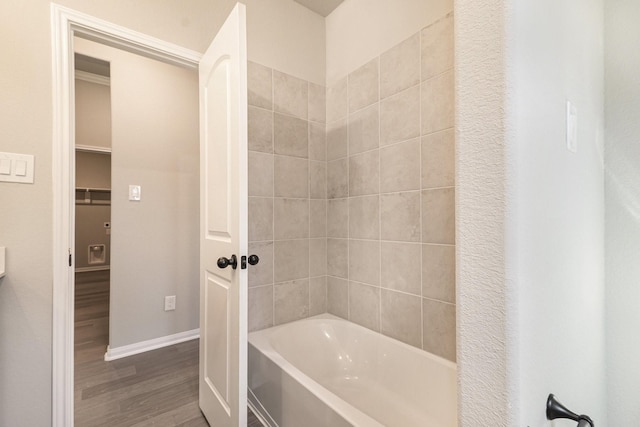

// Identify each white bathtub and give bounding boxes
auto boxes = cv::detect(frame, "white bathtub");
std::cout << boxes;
[248,314,458,427]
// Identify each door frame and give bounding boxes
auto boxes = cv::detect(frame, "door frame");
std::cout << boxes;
[51,5,201,426]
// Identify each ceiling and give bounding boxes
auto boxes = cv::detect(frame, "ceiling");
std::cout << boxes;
[293,0,344,17]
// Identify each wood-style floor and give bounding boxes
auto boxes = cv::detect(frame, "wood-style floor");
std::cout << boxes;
[74,271,263,427]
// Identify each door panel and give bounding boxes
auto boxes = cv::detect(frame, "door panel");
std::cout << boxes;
[199,4,248,426]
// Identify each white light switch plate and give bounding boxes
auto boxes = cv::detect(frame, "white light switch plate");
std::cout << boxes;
[129,185,141,201]
[0,152,35,183]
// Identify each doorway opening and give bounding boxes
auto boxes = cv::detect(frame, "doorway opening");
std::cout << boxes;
[51,7,204,425]
[73,54,112,371]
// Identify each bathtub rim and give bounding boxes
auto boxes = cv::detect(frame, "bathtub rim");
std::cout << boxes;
[248,313,457,427]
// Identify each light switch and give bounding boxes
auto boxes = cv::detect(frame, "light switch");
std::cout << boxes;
[14,160,27,177]
[129,185,141,201]
[0,159,10,175]
[0,152,34,184]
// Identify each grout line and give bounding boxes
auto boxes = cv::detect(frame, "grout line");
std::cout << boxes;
[419,28,425,351]
[377,54,383,334]
[346,71,351,322]
[307,79,312,318]
[270,66,275,329]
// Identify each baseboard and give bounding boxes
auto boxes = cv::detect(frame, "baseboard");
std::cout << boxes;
[104,328,199,361]
[75,266,110,273]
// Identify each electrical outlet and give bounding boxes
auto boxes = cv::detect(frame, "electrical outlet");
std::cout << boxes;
[164,295,176,311]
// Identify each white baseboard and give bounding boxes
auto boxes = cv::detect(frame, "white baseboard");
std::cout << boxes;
[104,328,199,361]
[75,266,110,273]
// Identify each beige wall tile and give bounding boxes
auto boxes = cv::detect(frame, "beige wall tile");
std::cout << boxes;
[274,279,309,325]
[327,76,348,123]
[309,122,326,161]
[380,33,420,100]
[349,150,380,197]
[274,239,309,282]
[349,195,380,240]
[381,289,422,348]
[248,61,272,110]
[421,129,455,189]
[327,158,348,199]
[421,70,454,135]
[274,155,309,198]
[249,285,273,332]
[380,191,421,242]
[380,242,421,295]
[248,107,273,153]
[249,197,273,242]
[422,299,456,361]
[380,85,420,146]
[349,58,379,113]
[327,119,348,161]
[348,103,379,155]
[274,198,309,240]
[310,199,327,238]
[327,238,348,279]
[421,13,454,81]
[380,138,421,193]
[248,241,274,288]
[349,239,380,286]
[308,82,326,124]
[422,188,455,244]
[249,151,274,197]
[422,244,455,303]
[274,113,308,158]
[273,70,308,119]
[309,160,326,199]
[349,282,380,332]
[309,238,327,277]
[327,198,348,238]
[309,276,327,316]
[327,277,348,319]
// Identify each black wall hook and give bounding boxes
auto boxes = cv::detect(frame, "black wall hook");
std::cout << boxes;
[547,394,594,427]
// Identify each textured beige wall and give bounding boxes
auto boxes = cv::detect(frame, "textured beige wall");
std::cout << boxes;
[0,1,228,425]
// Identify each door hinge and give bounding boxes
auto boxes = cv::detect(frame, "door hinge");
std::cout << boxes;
[68,249,72,267]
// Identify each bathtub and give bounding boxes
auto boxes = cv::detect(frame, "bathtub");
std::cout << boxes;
[248,314,458,427]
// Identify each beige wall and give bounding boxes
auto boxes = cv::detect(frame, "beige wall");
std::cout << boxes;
[245,0,326,85]
[75,79,112,149]
[0,2,223,424]
[325,0,452,85]
[75,37,200,349]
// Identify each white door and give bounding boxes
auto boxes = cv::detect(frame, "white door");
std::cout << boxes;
[199,4,248,427]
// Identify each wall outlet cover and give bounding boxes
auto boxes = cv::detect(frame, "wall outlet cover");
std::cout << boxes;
[164,295,176,311]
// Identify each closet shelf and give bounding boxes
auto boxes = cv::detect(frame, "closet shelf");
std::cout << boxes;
[75,188,111,206]
[75,187,111,193]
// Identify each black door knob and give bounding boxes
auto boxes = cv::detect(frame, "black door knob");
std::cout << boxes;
[248,254,259,266]
[217,255,238,270]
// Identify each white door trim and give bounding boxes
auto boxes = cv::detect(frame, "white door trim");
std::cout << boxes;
[51,4,201,426]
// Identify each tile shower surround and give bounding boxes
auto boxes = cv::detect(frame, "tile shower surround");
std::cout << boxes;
[247,13,456,362]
